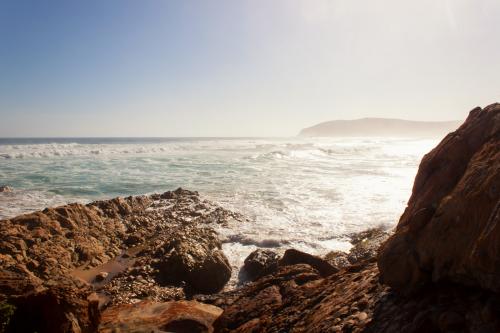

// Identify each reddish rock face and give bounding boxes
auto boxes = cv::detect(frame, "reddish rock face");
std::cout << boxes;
[211,262,384,333]
[378,103,500,293]
[5,279,100,333]
[98,300,222,333]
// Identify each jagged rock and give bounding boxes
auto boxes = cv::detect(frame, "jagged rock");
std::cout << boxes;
[378,103,500,293]
[0,188,240,308]
[241,249,279,281]
[98,300,222,333]
[154,226,232,294]
[279,249,338,277]
[323,251,351,269]
[324,227,391,269]
[211,259,500,333]
[347,227,391,264]
[213,263,380,332]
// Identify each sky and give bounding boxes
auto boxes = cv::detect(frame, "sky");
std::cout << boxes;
[0,0,499,137]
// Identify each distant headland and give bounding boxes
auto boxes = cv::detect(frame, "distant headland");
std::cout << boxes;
[299,118,461,137]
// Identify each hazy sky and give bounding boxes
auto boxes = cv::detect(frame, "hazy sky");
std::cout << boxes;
[1,0,499,137]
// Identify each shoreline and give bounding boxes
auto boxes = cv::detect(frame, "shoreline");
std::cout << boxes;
[0,104,498,332]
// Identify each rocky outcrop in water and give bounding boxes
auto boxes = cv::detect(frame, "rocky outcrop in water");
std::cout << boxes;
[0,188,243,332]
[378,103,500,293]
[324,227,391,269]
[241,249,279,282]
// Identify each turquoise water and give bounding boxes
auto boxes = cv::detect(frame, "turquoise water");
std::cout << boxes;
[0,137,437,267]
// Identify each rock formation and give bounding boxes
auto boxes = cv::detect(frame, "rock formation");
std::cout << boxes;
[241,249,279,282]
[378,103,500,293]
[99,300,222,333]
[0,188,243,332]
[153,226,232,294]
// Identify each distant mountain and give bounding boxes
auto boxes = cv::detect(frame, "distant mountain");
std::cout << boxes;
[298,118,462,137]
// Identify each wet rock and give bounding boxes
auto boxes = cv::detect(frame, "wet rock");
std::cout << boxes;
[154,226,231,294]
[324,228,390,270]
[323,251,351,269]
[241,249,279,281]
[347,227,390,264]
[378,103,500,293]
[0,186,12,193]
[98,300,222,333]
[95,272,108,282]
[279,249,338,277]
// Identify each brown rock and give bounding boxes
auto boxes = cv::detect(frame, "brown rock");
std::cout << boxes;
[279,249,338,277]
[94,272,108,282]
[154,227,231,294]
[378,103,500,293]
[5,280,99,333]
[241,249,279,281]
[0,188,240,307]
[213,263,381,333]
[98,300,222,333]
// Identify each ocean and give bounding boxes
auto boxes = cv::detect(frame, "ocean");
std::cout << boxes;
[0,137,437,269]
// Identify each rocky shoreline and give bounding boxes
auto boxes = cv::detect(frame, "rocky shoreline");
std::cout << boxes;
[0,103,499,332]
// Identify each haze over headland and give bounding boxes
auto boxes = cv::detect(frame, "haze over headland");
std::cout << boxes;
[299,118,462,137]
[1,0,500,137]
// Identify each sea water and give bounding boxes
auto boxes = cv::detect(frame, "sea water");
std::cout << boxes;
[0,137,437,269]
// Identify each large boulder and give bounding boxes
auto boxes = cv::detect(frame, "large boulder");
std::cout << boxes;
[378,103,500,293]
[241,249,279,281]
[154,227,231,294]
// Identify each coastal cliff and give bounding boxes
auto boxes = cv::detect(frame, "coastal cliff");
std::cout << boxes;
[0,104,499,332]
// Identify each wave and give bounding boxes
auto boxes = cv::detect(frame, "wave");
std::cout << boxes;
[223,234,291,248]
[0,189,87,220]
[0,143,182,159]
